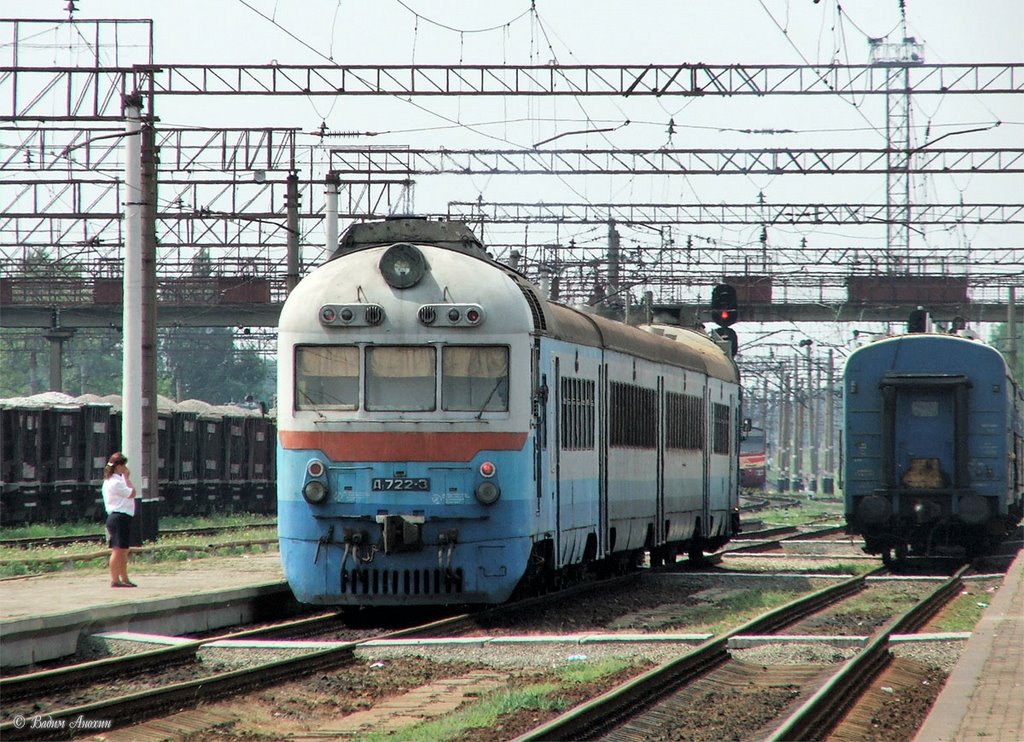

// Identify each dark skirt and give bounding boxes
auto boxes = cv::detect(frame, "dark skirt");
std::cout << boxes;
[106,511,133,549]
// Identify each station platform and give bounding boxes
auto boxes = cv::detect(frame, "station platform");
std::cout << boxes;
[0,552,293,670]
[914,546,1024,742]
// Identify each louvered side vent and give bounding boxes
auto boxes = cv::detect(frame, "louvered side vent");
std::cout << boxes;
[516,281,547,332]
[418,305,437,325]
[364,305,385,325]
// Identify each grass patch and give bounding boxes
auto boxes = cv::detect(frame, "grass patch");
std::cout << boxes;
[667,588,813,635]
[0,512,275,540]
[0,514,278,577]
[759,496,845,528]
[357,658,636,742]
[795,561,876,576]
[929,579,1002,632]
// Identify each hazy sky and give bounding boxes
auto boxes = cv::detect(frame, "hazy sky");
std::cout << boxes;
[5,1,1022,354]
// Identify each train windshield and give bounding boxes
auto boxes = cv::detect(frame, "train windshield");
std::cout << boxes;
[366,347,436,411]
[295,345,359,410]
[442,346,509,412]
[294,344,510,414]
[741,431,765,454]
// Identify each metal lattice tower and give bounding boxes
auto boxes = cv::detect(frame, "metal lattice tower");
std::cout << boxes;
[870,34,925,272]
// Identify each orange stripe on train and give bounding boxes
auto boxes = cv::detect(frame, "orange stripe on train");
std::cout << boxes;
[279,430,529,462]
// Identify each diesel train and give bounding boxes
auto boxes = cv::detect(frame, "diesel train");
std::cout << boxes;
[0,392,276,526]
[843,327,1024,561]
[276,217,742,607]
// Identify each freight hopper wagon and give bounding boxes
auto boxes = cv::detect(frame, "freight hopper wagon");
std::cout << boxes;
[276,217,741,607]
[843,331,1024,562]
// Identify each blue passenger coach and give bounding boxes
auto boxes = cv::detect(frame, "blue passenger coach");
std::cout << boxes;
[843,330,1023,561]
[276,218,741,606]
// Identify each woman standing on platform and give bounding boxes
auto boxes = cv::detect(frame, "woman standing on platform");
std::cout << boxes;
[102,452,137,588]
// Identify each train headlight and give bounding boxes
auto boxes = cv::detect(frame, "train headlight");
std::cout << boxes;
[303,480,328,504]
[379,243,426,289]
[474,481,500,505]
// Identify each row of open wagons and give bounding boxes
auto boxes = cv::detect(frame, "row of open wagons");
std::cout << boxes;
[0,392,276,526]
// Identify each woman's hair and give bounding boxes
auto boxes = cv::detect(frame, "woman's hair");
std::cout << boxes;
[103,452,128,479]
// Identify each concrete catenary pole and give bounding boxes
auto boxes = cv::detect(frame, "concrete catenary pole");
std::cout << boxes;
[122,94,144,480]
[140,120,160,540]
[792,365,803,491]
[824,348,836,494]
[324,171,339,256]
[1008,286,1018,374]
[285,171,300,292]
[778,370,791,492]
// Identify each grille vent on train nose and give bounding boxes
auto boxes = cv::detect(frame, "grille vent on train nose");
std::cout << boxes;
[341,567,464,595]
[418,306,437,325]
[364,305,384,325]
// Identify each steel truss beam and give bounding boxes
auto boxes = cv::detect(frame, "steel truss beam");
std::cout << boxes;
[0,126,305,173]
[5,62,1024,119]
[447,201,1024,225]
[329,147,1024,176]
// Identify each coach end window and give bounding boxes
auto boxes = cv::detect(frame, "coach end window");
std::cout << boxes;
[442,346,509,412]
[295,345,359,410]
[366,346,437,411]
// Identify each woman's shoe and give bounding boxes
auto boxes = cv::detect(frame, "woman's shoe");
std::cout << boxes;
[111,581,130,588]
[121,580,138,587]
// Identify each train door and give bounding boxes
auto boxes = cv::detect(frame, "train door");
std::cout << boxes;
[881,376,967,490]
[552,350,601,567]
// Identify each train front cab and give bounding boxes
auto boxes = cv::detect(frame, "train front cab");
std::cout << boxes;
[849,366,1011,558]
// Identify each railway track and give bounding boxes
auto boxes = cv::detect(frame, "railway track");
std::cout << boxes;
[0,522,277,550]
[512,565,969,741]
[0,576,636,739]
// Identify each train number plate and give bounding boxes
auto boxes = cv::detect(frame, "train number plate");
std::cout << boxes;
[372,477,430,492]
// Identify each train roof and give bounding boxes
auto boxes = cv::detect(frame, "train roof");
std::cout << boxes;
[317,217,738,384]
[845,331,1012,380]
[331,217,486,262]
[542,304,739,383]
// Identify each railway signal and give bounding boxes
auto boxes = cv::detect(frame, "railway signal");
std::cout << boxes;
[710,283,739,356]
[710,283,738,327]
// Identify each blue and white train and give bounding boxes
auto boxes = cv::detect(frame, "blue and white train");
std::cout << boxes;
[843,326,1024,561]
[276,218,741,606]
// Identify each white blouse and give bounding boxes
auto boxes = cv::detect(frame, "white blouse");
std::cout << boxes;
[102,473,136,516]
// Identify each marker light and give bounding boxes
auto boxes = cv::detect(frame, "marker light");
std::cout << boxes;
[307,460,325,477]
[479,461,496,478]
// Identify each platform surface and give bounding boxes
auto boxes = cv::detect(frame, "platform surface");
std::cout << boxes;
[0,551,285,623]
[914,547,1024,742]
